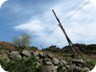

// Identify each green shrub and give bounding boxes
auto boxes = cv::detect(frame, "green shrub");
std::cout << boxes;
[0,56,38,72]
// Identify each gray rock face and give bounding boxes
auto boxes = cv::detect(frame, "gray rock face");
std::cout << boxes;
[8,51,22,60]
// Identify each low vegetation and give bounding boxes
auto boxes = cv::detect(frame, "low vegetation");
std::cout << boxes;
[0,56,44,72]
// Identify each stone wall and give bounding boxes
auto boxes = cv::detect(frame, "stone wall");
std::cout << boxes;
[0,50,90,72]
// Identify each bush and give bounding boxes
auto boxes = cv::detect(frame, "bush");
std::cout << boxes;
[0,56,38,72]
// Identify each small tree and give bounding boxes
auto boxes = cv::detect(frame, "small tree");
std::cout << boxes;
[13,33,31,52]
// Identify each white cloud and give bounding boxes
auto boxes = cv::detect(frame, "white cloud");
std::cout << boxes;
[14,0,96,48]
[0,0,7,8]
[15,20,44,33]
[89,0,96,6]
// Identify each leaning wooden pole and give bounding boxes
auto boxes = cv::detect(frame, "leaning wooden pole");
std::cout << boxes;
[52,9,78,58]
[52,9,92,70]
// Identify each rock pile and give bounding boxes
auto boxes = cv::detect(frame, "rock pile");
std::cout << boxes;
[0,50,90,72]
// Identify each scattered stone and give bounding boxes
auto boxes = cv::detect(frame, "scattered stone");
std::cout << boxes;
[0,50,10,62]
[59,67,68,72]
[35,56,40,61]
[72,59,85,63]
[44,58,52,65]
[47,53,54,59]
[46,61,52,65]
[8,51,22,60]
[44,65,57,72]
[22,50,31,57]
[36,62,41,68]
[38,58,43,64]
[39,52,46,58]
[0,50,91,72]
[0,53,10,62]
[22,56,28,61]
[83,67,90,72]
[53,58,59,65]
[32,52,39,56]
[59,59,67,66]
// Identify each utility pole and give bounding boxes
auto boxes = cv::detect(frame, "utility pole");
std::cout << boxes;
[52,9,84,58]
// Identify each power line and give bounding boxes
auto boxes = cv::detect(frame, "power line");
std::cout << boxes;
[62,1,89,23]
[32,1,90,50]
[42,1,89,39]
[59,0,85,18]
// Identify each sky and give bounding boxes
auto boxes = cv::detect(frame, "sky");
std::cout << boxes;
[0,0,96,49]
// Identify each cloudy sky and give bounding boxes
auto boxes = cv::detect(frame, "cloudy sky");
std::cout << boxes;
[0,0,96,49]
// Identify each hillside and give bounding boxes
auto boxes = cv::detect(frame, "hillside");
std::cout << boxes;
[0,41,96,55]
[0,41,96,72]
[0,41,16,51]
[43,44,96,60]
[43,44,96,55]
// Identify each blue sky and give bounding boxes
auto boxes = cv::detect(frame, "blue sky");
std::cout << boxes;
[0,0,96,48]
